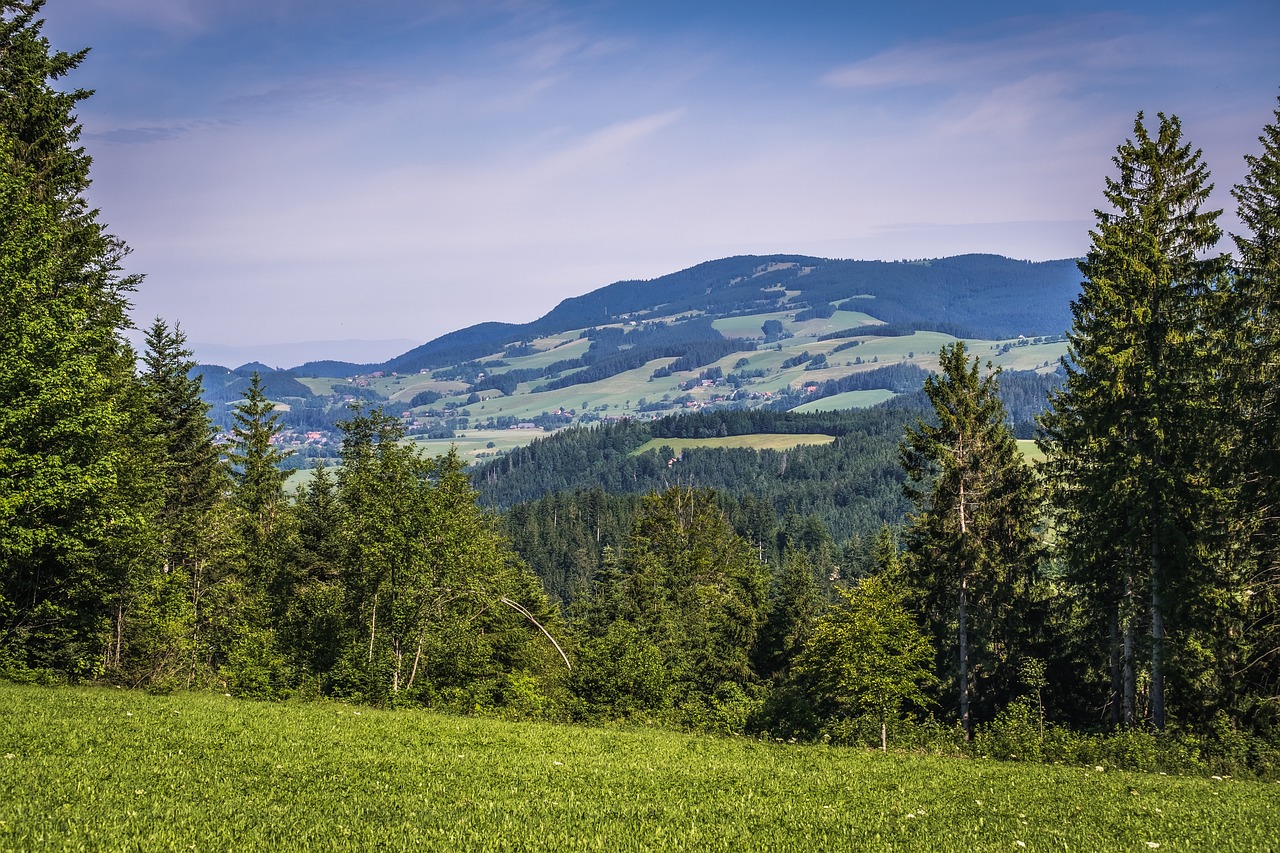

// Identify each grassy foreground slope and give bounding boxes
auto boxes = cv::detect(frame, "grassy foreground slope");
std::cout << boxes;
[3,684,1277,851]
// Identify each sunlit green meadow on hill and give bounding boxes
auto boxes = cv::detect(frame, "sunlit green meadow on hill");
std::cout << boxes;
[2,683,1277,851]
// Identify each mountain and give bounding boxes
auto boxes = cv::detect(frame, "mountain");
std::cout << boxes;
[289,254,1080,377]
[198,252,1078,470]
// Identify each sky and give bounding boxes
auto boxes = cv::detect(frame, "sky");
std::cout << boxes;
[39,0,1280,366]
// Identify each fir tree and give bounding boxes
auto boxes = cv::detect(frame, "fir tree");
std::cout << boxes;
[1228,96,1280,715]
[902,342,1040,740]
[1040,112,1226,730]
[229,371,290,525]
[0,1,157,676]
[140,318,225,573]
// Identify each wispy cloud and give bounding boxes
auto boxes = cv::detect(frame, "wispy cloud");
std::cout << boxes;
[220,69,407,116]
[540,109,686,175]
[821,12,1207,95]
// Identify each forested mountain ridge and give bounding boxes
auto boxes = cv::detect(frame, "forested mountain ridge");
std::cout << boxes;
[288,253,1080,377]
[200,253,1075,466]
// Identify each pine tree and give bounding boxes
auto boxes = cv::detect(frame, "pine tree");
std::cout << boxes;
[901,342,1040,740]
[1229,96,1280,713]
[229,371,290,526]
[1040,112,1226,730]
[0,2,157,676]
[624,487,771,704]
[140,318,225,572]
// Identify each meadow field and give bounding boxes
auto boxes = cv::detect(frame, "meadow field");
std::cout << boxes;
[630,434,838,456]
[2,683,1277,851]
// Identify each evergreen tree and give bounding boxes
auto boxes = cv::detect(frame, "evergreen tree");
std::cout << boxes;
[140,318,225,572]
[1040,112,1226,730]
[279,465,349,683]
[754,549,824,683]
[0,1,157,677]
[582,487,770,724]
[901,342,1040,740]
[229,371,290,523]
[1228,96,1280,714]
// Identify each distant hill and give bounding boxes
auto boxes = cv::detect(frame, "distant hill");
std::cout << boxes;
[198,252,1077,466]
[288,254,1080,377]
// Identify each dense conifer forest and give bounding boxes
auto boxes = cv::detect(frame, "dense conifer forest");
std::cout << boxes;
[3,2,1280,776]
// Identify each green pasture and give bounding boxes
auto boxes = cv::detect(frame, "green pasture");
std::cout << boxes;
[495,336,592,372]
[461,359,685,422]
[409,429,555,463]
[787,309,885,338]
[1018,439,1047,464]
[712,312,781,338]
[983,340,1069,373]
[295,377,343,395]
[791,390,899,412]
[712,309,883,340]
[631,433,838,456]
[2,683,1277,851]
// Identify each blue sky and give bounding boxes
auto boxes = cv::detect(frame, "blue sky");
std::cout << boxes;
[41,0,1280,364]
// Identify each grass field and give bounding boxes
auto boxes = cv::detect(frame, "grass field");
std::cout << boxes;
[2,683,1277,851]
[1018,439,1047,464]
[631,433,838,456]
[409,429,555,462]
[791,390,898,412]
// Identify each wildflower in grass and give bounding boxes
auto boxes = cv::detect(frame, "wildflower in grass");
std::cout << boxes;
[1016,842,1026,848]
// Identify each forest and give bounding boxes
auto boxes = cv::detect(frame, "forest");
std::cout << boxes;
[2,3,1280,775]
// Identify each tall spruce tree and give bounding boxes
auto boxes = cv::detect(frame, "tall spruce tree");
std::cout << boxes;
[229,371,290,526]
[1229,96,1280,713]
[140,318,225,573]
[901,342,1040,740]
[0,1,157,676]
[1040,112,1226,730]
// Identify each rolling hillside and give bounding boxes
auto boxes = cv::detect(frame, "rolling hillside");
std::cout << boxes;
[198,253,1077,467]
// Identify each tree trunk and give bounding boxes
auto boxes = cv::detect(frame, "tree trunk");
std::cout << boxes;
[1109,600,1121,728]
[881,720,887,752]
[114,602,124,668]
[1123,576,1136,728]
[1151,527,1166,730]
[368,593,378,663]
[407,635,425,689]
[959,574,971,741]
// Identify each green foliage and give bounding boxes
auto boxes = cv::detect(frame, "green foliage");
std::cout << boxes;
[0,2,158,679]
[1225,96,1280,731]
[479,407,917,549]
[230,371,291,520]
[140,318,225,574]
[332,407,564,706]
[793,574,935,749]
[902,342,1042,738]
[1041,111,1231,731]
[567,488,770,726]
